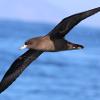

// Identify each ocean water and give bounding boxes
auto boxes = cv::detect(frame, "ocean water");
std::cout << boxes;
[0,20,100,100]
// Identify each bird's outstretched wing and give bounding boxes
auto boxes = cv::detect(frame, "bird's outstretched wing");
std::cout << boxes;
[49,7,100,39]
[0,49,43,93]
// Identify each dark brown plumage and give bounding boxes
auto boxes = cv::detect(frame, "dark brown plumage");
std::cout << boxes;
[0,7,100,93]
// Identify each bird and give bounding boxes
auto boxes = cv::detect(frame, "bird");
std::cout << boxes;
[0,7,100,93]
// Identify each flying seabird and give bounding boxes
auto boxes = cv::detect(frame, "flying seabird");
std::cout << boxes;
[0,7,100,93]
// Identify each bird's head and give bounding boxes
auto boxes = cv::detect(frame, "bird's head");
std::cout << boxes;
[19,39,35,50]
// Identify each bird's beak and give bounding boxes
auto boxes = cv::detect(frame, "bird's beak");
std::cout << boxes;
[19,45,27,50]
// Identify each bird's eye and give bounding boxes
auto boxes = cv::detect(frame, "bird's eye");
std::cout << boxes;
[25,41,32,45]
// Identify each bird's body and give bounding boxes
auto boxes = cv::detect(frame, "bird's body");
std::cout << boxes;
[0,7,100,93]
[24,36,83,52]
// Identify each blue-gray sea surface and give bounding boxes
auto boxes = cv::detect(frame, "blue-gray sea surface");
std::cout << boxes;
[0,20,100,100]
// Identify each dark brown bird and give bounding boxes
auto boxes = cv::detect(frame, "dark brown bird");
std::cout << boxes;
[0,7,100,93]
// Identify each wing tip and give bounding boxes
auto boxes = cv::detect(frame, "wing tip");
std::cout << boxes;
[0,83,5,94]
